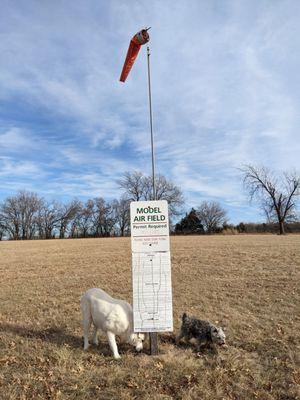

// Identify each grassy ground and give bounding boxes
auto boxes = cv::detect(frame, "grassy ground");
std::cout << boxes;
[0,235,299,400]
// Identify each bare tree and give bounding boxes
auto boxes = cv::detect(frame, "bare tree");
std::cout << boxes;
[0,217,5,240]
[57,200,81,239]
[91,198,115,237]
[144,174,185,217]
[0,200,18,239]
[69,202,83,238]
[112,197,130,236]
[118,171,145,201]
[0,191,42,240]
[196,201,228,233]
[77,200,94,238]
[119,171,184,217]
[242,165,300,235]
[37,201,61,239]
[20,191,43,239]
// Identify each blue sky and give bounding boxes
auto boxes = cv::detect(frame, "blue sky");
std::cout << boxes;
[1,0,299,224]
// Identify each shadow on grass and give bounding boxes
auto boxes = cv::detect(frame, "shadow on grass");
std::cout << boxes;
[0,323,148,357]
[160,333,220,356]
[0,322,82,349]
[0,323,220,358]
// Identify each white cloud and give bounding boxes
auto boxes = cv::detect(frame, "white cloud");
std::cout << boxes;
[0,128,32,150]
[0,157,43,177]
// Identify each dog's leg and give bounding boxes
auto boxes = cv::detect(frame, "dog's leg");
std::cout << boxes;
[107,331,121,359]
[196,339,204,352]
[81,300,92,350]
[83,318,91,350]
[175,330,184,344]
[92,325,99,346]
[209,342,218,354]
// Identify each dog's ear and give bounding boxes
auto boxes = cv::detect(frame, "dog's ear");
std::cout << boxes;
[182,313,187,321]
[211,326,218,334]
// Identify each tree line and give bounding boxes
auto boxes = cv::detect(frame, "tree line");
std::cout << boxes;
[0,171,185,240]
[175,165,300,235]
[0,193,120,240]
[174,209,300,235]
[0,166,299,240]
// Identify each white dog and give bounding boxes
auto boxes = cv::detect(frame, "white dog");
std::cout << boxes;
[80,288,144,359]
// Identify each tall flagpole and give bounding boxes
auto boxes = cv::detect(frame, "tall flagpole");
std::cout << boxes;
[146,45,159,355]
[147,46,156,201]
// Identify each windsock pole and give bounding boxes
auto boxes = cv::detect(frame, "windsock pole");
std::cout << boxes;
[146,45,159,355]
[147,46,156,202]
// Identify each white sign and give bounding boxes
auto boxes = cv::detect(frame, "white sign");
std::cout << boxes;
[130,200,170,253]
[130,200,173,333]
[132,252,173,332]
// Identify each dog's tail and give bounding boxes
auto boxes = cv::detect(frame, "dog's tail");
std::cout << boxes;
[182,312,188,322]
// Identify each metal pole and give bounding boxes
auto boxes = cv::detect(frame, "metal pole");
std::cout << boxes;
[146,45,158,355]
[147,46,156,201]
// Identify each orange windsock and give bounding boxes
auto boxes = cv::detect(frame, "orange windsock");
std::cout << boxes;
[120,29,150,83]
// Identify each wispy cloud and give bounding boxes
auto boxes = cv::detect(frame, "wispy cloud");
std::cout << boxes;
[0,128,31,150]
[0,157,43,178]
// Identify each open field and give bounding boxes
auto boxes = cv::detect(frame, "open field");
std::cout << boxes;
[0,235,299,400]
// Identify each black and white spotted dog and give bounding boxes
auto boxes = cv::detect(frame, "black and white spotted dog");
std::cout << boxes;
[176,313,226,349]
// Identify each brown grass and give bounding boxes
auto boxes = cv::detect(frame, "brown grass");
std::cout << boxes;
[0,235,299,400]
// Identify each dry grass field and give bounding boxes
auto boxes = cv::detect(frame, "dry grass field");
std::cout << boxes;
[0,235,299,400]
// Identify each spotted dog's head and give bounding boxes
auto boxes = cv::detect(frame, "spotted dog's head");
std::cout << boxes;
[210,326,226,345]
